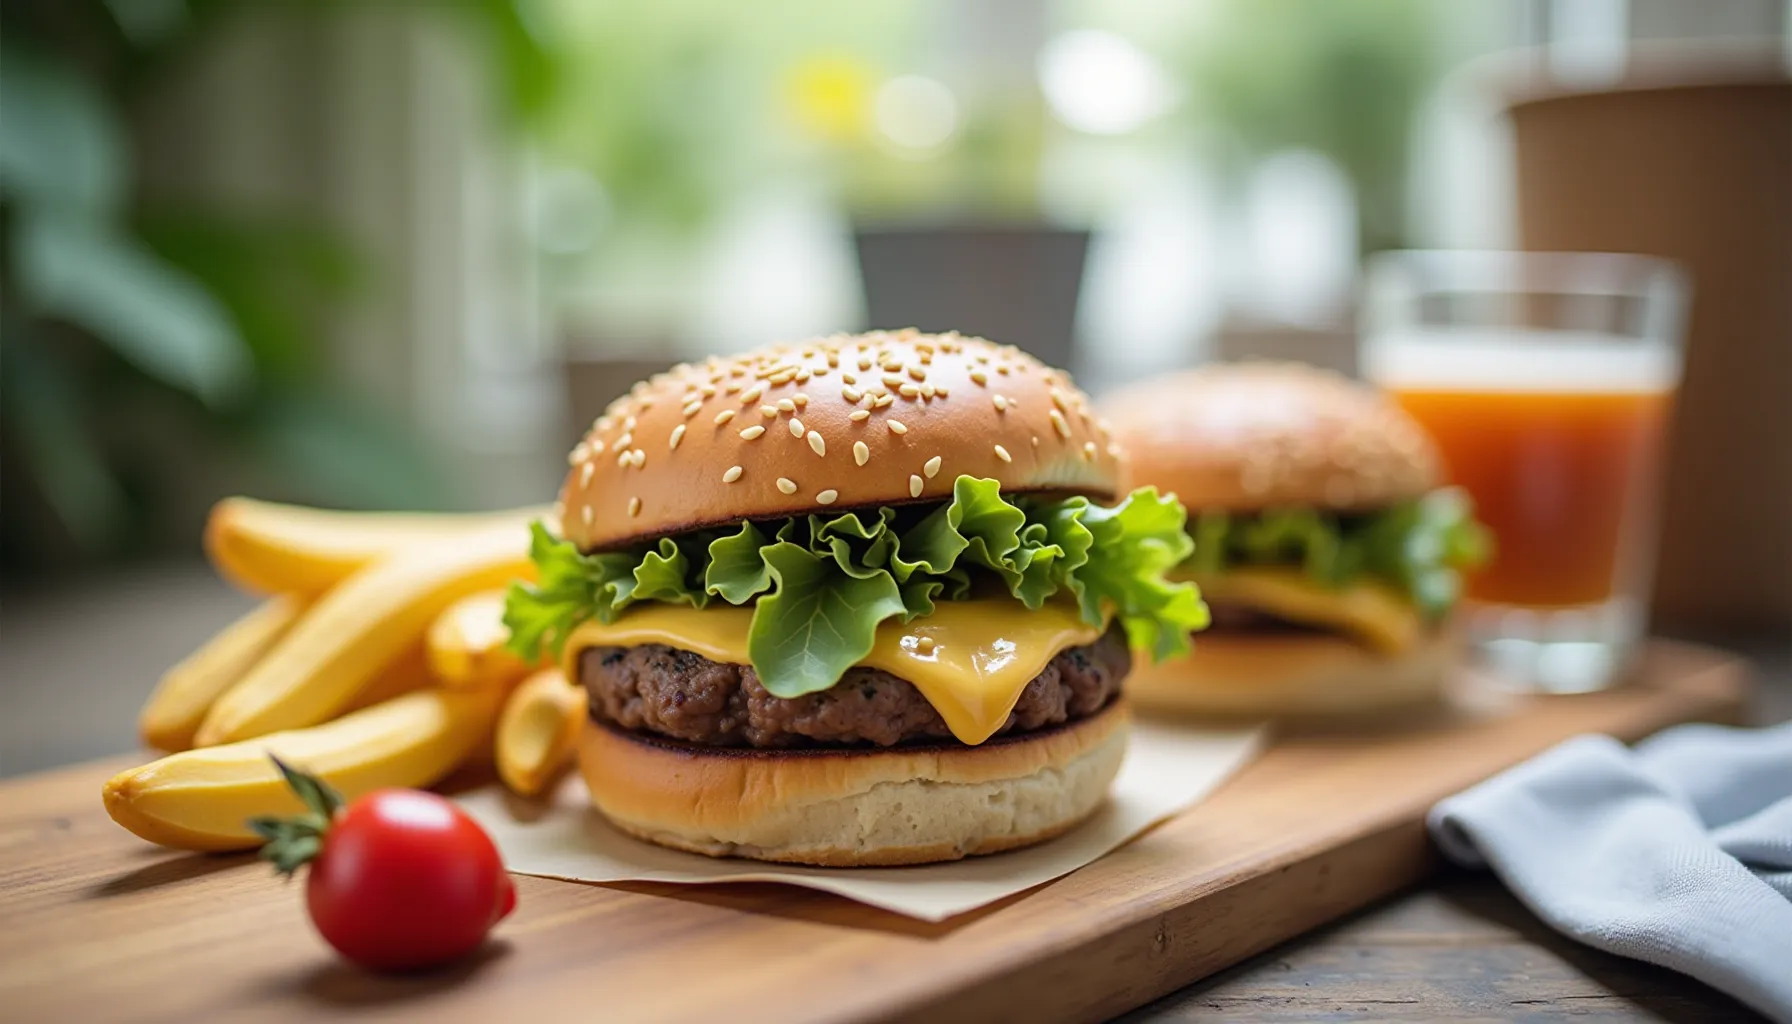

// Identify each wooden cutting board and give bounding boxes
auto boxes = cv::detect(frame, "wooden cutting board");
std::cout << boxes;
[0,640,1747,1024]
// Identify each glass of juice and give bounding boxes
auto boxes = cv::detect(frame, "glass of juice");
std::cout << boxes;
[1361,251,1687,693]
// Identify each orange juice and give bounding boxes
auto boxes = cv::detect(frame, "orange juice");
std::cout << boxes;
[1391,387,1672,607]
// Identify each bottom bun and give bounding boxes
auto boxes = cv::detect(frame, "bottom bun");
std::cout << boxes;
[578,700,1129,867]
[1127,630,1458,718]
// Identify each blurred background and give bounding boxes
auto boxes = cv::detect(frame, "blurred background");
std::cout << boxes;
[2,0,1788,772]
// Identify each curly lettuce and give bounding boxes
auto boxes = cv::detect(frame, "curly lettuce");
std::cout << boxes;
[1183,486,1491,618]
[504,477,1209,698]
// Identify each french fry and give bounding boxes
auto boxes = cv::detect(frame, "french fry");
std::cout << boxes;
[427,590,538,691]
[103,687,503,852]
[194,522,533,746]
[340,643,436,713]
[204,497,548,597]
[139,596,307,753]
[495,669,583,797]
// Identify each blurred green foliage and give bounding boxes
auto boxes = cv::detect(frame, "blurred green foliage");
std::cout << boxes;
[0,0,553,572]
[1183,0,1436,253]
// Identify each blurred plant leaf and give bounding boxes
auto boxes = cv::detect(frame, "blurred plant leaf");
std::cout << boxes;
[0,324,130,548]
[12,211,255,407]
[139,210,364,379]
[0,44,125,215]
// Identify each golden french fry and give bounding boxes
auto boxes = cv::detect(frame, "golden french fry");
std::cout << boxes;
[194,522,533,746]
[427,590,538,691]
[495,669,584,797]
[139,595,307,753]
[204,497,547,597]
[340,643,436,713]
[104,687,503,852]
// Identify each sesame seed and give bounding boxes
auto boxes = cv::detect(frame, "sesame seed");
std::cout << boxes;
[776,398,795,412]
[700,383,717,397]
[934,385,948,397]
[794,368,811,383]
[882,360,903,373]
[899,383,921,398]
[623,415,637,431]
[1107,442,1123,457]
[858,355,873,371]
[1050,409,1071,438]
[888,420,908,435]
[793,393,809,407]
[992,395,1008,412]
[616,450,632,468]
[1031,435,1040,446]
[615,432,633,450]
[789,418,805,438]
[994,444,1012,462]
[768,371,793,385]
[874,394,894,408]
[883,373,905,389]
[812,366,829,377]
[849,409,871,421]
[842,386,862,403]
[569,442,590,465]
[669,424,686,450]
[1050,388,1069,411]
[741,383,766,403]
[590,439,606,455]
[921,383,936,399]
[581,506,594,525]
[1083,441,1097,460]
[632,448,645,466]
[854,441,870,465]
[714,409,736,426]
[997,365,1010,375]
[917,636,935,653]
[760,405,778,418]
[808,432,826,457]
[724,381,742,394]
[969,369,988,386]
[907,365,926,381]
[580,462,596,486]
[683,400,702,417]
[910,475,924,498]
[723,465,743,483]
[628,496,641,517]
[777,477,798,495]
[841,372,856,385]
[816,489,838,505]
[924,456,942,478]
[740,425,766,440]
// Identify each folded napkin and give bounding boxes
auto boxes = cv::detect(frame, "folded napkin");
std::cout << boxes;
[1429,721,1792,1023]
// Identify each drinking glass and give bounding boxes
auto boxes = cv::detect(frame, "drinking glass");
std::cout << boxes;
[1361,251,1687,693]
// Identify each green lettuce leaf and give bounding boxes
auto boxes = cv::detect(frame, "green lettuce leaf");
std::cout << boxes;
[1185,486,1491,617]
[503,477,1209,698]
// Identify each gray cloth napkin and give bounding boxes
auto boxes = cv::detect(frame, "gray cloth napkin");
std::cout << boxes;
[1428,721,1792,1022]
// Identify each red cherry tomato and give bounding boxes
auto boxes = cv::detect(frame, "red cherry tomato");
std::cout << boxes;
[303,788,516,972]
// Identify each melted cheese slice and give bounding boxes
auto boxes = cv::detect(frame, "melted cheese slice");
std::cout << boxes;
[1191,568,1420,654]
[562,599,1103,746]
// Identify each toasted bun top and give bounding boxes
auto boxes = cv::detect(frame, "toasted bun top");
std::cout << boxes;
[1101,362,1440,513]
[560,329,1121,550]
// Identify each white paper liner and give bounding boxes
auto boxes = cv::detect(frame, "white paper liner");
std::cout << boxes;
[458,719,1265,922]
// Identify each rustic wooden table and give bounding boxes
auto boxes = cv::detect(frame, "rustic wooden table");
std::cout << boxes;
[2,564,1786,1022]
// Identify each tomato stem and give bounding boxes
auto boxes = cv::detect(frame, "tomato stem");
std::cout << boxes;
[247,755,344,877]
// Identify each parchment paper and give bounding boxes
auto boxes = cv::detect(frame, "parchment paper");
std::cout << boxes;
[458,720,1265,922]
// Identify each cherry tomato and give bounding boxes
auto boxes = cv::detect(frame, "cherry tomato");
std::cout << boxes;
[303,788,516,972]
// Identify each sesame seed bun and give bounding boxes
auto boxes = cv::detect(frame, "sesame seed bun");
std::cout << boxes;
[577,699,1129,866]
[559,329,1122,551]
[1102,362,1441,513]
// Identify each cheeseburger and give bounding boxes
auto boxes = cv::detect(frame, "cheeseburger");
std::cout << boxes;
[1103,363,1488,716]
[505,330,1207,866]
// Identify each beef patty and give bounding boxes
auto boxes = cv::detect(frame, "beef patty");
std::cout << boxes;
[579,627,1130,749]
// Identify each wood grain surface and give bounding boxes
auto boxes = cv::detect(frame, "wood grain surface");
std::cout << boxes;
[0,641,1746,1024]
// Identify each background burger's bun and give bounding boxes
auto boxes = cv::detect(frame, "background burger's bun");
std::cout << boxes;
[578,701,1128,867]
[1102,363,1441,513]
[561,330,1121,551]
[1125,630,1456,717]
